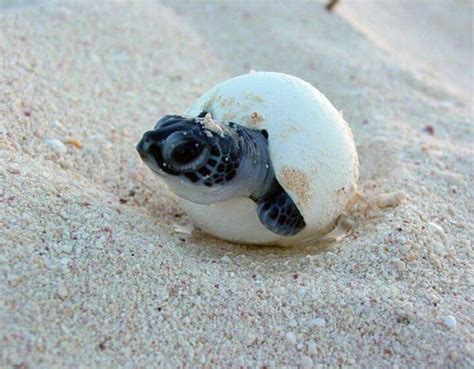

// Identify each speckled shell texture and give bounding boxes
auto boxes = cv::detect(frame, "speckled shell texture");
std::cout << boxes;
[182,72,359,246]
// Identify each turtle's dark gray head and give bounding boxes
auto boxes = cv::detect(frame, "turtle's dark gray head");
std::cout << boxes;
[136,113,247,204]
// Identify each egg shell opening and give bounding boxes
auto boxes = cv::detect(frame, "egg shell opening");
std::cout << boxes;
[182,72,359,246]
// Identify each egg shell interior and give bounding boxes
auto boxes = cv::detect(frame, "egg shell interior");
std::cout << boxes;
[182,72,359,246]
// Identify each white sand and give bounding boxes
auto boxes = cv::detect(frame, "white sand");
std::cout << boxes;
[1,1,472,368]
[338,1,473,99]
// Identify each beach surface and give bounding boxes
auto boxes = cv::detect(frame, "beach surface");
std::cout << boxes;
[1,1,473,368]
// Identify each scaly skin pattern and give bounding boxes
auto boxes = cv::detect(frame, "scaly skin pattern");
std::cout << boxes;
[136,113,305,236]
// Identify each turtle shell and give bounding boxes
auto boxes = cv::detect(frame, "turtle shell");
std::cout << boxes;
[182,72,359,246]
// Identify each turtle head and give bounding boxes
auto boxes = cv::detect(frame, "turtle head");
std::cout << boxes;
[137,114,213,176]
[136,114,243,204]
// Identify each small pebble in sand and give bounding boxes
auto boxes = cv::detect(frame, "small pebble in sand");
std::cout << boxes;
[174,223,194,235]
[449,351,460,361]
[443,315,457,329]
[376,191,406,208]
[405,254,417,262]
[61,243,74,254]
[288,319,298,327]
[395,260,406,272]
[301,355,314,368]
[52,119,64,129]
[44,138,67,154]
[65,138,82,148]
[400,243,411,255]
[274,286,287,296]
[6,273,21,286]
[221,255,231,263]
[298,287,306,298]
[310,317,326,327]
[307,340,317,354]
[326,0,339,12]
[428,222,447,240]
[56,280,68,300]
[285,332,297,345]
[432,241,446,255]
[423,125,435,135]
[8,164,21,175]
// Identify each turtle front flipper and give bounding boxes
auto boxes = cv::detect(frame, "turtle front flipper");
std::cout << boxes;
[254,180,306,236]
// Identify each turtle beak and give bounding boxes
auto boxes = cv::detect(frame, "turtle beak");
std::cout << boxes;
[136,131,157,158]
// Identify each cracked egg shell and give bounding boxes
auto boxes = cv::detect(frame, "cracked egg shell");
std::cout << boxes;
[182,72,359,246]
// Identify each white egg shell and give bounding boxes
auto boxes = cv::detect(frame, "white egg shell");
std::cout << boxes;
[182,72,359,246]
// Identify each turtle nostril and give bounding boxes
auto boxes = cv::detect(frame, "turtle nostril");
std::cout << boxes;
[137,131,159,155]
[144,131,154,142]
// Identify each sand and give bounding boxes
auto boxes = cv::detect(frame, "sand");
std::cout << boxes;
[1,1,473,368]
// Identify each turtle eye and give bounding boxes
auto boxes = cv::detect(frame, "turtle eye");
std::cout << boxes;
[162,132,210,172]
[171,141,204,165]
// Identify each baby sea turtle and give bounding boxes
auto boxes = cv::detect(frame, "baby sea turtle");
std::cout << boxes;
[136,72,359,246]
[136,111,306,236]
